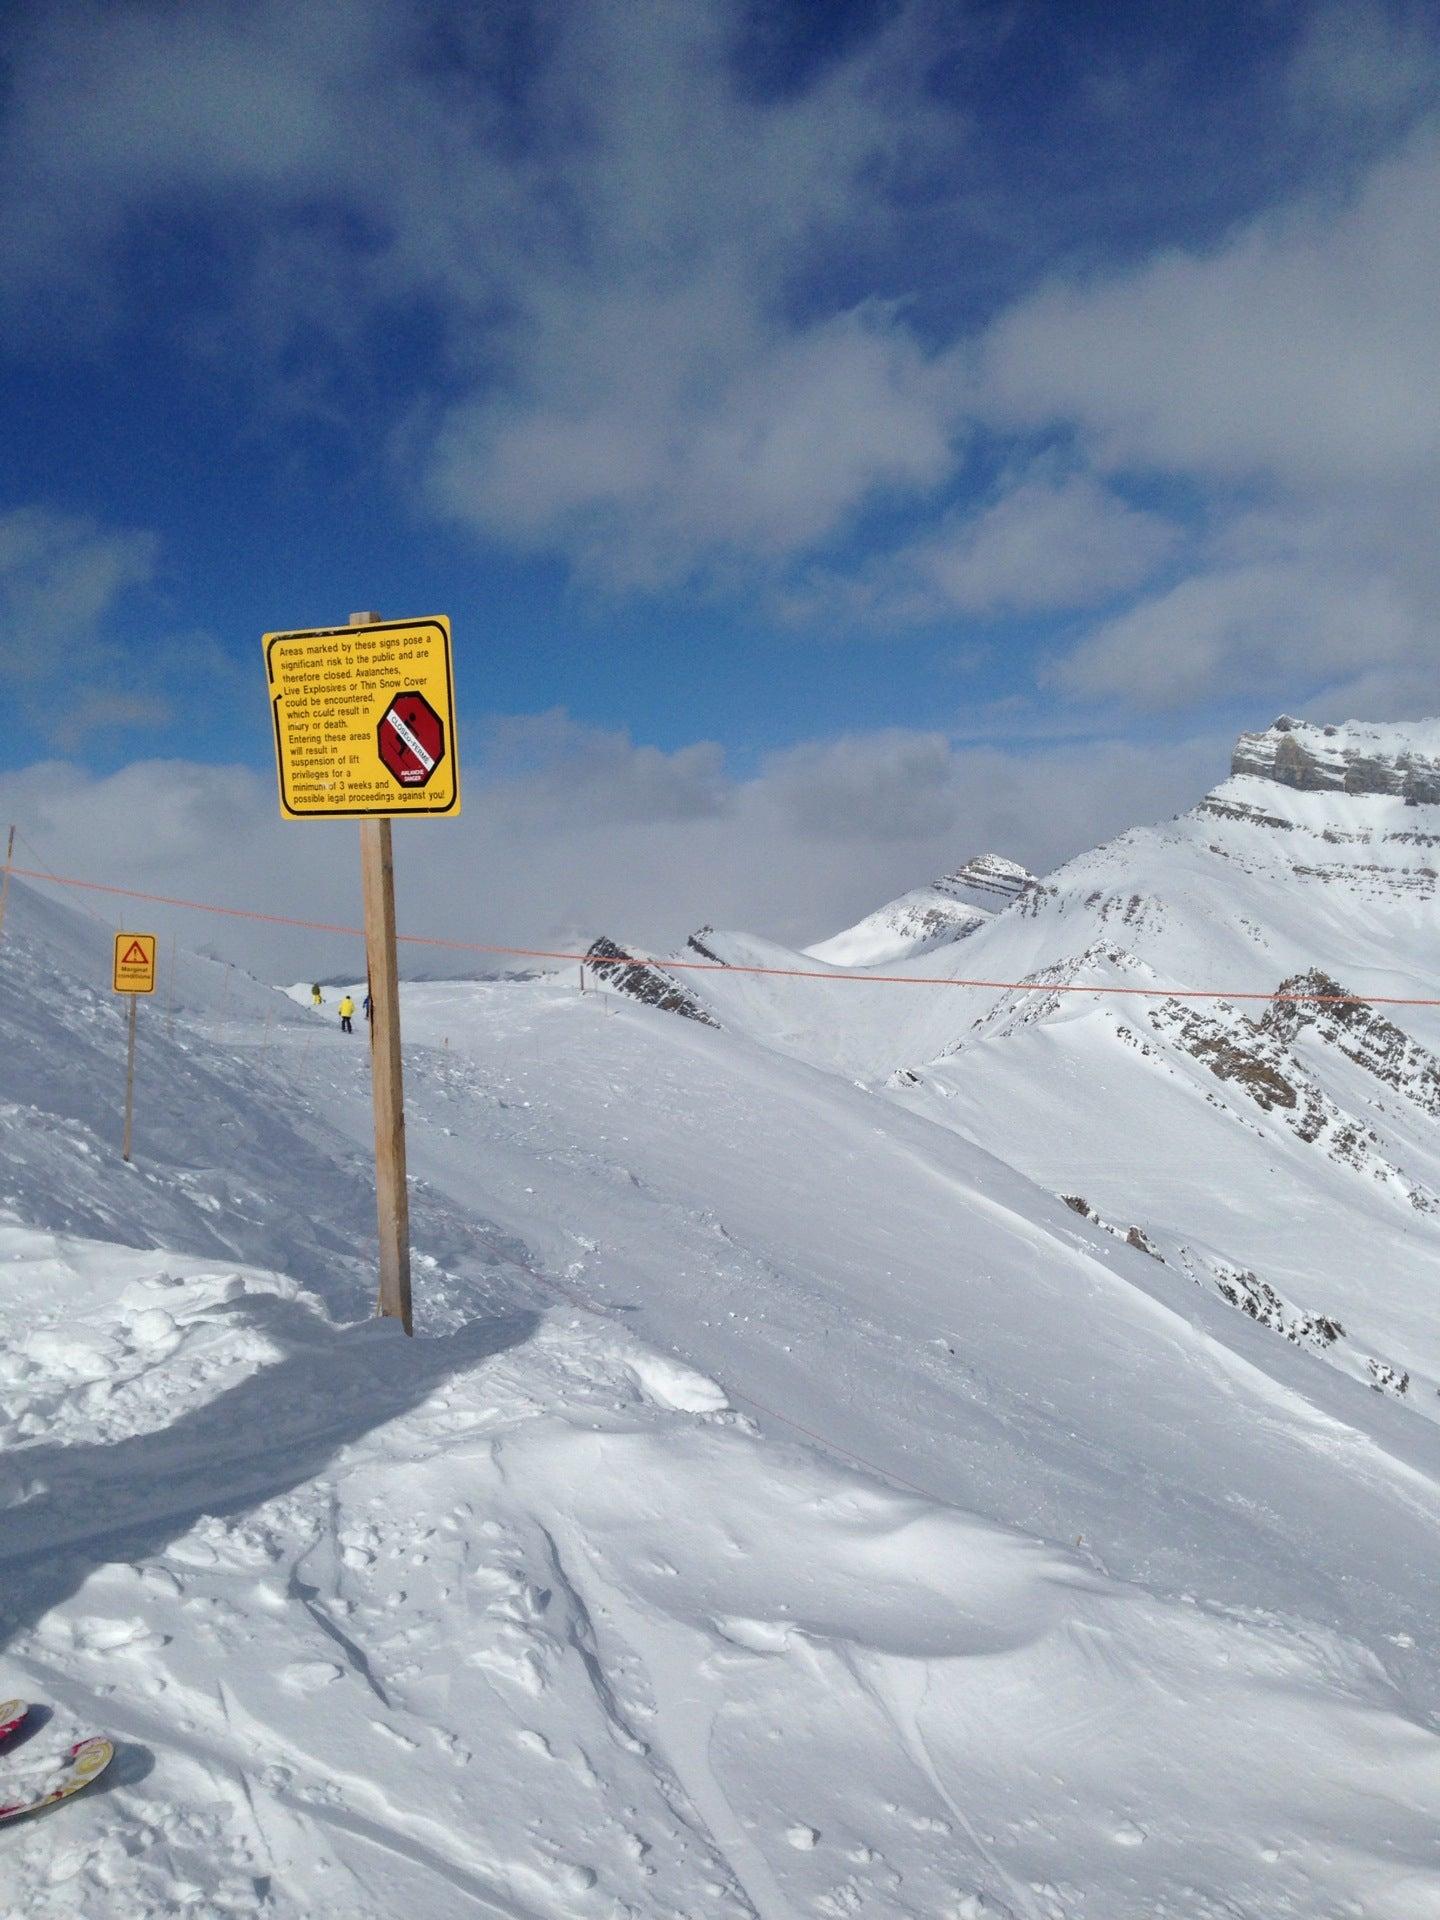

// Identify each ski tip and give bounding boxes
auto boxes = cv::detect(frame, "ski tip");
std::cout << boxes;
[0,1735,114,1823]
[0,1702,26,1746]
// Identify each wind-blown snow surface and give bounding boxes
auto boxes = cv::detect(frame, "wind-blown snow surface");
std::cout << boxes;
[3,872,1440,1917]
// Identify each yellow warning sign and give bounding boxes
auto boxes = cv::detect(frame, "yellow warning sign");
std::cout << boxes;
[264,616,460,819]
[114,932,157,994]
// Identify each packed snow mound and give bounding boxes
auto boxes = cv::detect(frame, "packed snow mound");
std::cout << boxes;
[805,853,1032,968]
[1232,713,1440,802]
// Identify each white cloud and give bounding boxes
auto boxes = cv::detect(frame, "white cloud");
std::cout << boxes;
[981,124,1440,491]
[1051,469,1440,715]
[435,304,964,585]
[865,468,1180,622]
[0,1,970,585]
[1288,0,1440,123]
[0,719,1230,980]
[919,471,1176,615]
[0,0,402,329]
[762,730,968,841]
[976,108,1440,716]
[417,1,972,584]
[0,507,162,736]
[483,711,729,822]
[783,464,1181,632]
[0,508,157,682]
[1056,559,1423,710]
[2,0,1434,728]
[0,505,247,748]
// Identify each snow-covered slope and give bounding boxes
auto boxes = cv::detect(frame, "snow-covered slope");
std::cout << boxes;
[881,722,1440,1415]
[4,795,1440,1919]
[804,854,1033,967]
[625,714,1440,1424]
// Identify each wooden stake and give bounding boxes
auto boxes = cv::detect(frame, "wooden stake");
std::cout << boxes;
[122,995,138,1163]
[353,611,413,1335]
[0,824,14,944]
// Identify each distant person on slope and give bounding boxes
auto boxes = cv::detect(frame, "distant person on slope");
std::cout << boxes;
[363,992,373,1024]
[311,983,323,1008]
[338,994,355,1034]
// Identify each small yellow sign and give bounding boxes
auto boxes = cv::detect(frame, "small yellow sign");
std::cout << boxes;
[264,616,460,819]
[114,932,157,994]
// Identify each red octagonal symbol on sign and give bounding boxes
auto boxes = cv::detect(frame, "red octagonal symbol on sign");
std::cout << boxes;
[378,691,446,790]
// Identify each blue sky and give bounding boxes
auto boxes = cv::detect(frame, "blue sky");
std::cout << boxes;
[1,0,1437,965]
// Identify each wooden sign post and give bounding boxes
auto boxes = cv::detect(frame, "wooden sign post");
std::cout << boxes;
[0,824,14,944]
[113,932,157,1163]
[351,611,411,1333]
[122,997,138,1163]
[263,608,460,1336]
[360,806,411,1331]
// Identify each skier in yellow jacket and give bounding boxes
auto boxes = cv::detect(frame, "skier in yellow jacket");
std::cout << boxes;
[338,994,355,1034]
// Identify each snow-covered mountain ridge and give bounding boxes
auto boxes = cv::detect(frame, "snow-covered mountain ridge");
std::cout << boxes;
[803,854,1035,969]
[607,716,1440,1422]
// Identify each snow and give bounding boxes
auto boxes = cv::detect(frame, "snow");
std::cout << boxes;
[804,885,989,969]
[804,856,1032,969]
[803,884,986,968]
[3,765,1440,1920]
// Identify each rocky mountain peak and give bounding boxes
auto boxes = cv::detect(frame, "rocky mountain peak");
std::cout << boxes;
[933,853,1035,906]
[1231,716,1440,804]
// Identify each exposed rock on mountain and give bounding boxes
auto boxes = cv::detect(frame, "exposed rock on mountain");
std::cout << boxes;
[1054,1190,1420,1399]
[1060,1192,1163,1260]
[1147,971,1440,1215]
[935,853,1035,911]
[1232,715,1440,803]
[1205,1261,1343,1352]
[1268,970,1440,1115]
[584,936,719,1026]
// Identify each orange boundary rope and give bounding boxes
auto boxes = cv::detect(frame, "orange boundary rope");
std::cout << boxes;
[4,860,1437,1008]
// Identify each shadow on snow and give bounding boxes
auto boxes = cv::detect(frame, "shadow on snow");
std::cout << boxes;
[0,1291,539,1654]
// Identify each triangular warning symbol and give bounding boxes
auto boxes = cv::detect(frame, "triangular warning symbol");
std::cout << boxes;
[121,940,149,964]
